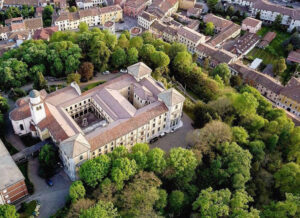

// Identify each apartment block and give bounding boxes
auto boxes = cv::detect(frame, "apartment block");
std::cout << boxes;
[53,5,123,31]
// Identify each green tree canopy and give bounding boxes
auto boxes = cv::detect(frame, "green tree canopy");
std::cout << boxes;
[69,181,86,202]
[0,204,19,218]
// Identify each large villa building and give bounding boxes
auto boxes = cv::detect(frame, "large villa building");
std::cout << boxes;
[10,62,185,181]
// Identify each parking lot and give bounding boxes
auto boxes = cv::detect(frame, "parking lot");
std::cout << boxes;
[150,113,194,152]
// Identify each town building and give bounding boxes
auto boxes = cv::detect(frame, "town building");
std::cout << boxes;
[257,31,276,48]
[179,0,195,10]
[124,0,151,18]
[147,0,179,19]
[225,0,300,32]
[225,32,260,56]
[196,43,237,66]
[150,20,167,37]
[0,17,43,42]
[203,13,233,33]
[33,26,59,41]
[187,7,202,18]
[0,0,66,9]
[241,17,262,33]
[208,23,241,47]
[287,51,300,64]
[229,61,283,102]
[277,77,300,115]
[0,139,28,205]
[177,26,205,52]
[10,62,185,181]
[76,0,104,9]
[53,5,123,31]
[138,11,157,30]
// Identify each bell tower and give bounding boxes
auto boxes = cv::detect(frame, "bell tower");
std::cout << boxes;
[29,90,46,124]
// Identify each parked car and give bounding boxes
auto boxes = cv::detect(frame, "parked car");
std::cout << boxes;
[149,137,159,144]
[46,179,53,187]
[120,69,128,73]
[111,70,119,74]
[102,71,110,75]
[159,132,166,138]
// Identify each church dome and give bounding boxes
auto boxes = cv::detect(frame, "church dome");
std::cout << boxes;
[29,90,40,98]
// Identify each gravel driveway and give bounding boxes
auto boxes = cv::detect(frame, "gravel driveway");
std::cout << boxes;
[27,158,71,218]
[150,113,194,152]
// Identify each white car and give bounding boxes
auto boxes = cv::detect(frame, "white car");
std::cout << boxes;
[120,69,127,73]
[102,71,110,75]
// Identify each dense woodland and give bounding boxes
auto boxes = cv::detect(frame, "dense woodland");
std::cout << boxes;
[0,22,300,217]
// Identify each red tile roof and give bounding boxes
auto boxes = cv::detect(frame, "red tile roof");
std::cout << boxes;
[33,26,59,40]
[287,51,300,64]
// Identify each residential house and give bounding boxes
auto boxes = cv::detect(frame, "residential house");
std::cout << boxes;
[147,0,179,19]
[287,51,300,64]
[177,26,205,52]
[229,61,283,102]
[203,13,233,33]
[277,77,300,115]
[187,7,202,18]
[138,11,157,29]
[208,23,241,47]
[124,0,151,18]
[76,0,104,9]
[257,31,276,48]
[179,0,195,10]
[53,5,123,31]
[242,17,262,33]
[225,32,260,57]
[196,43,237,67]
[33,26,59,41]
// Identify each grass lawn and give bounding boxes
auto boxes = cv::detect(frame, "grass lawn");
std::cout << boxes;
[257,26,291,58]
[82,81,105,92]
[247,48,278,65]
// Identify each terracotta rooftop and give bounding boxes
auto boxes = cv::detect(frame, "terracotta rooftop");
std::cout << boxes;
[280,77,300,103]
[139,11,157,22]
[287,51,300,64]
[258,31,276,48]
[209,23,241,47]
[242,17,262,28]
[226,32,260,55]
[87,101,168,151]
[4,0,39,6]
[203,13,232,31]
[230,62,283,94]
[177,26,204,43]
[33,26,59,40]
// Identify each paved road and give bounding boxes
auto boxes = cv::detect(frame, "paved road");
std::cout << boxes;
[19,72,123,92]
[150,113,194,152]
[27,158,71,218]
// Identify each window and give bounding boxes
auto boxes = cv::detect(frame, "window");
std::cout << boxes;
[152,130,155,134]
[98,148,101,152]
[80,155,83,160]
[153,123,155,127]
[158,127,160,132]
[19,124,24,131]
